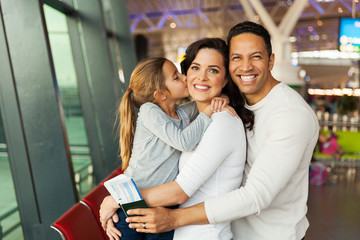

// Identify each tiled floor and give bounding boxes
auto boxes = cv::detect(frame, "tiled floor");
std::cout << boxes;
[306,167,360,240]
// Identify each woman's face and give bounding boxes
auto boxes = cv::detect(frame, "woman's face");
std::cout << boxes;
[186,48,227,104]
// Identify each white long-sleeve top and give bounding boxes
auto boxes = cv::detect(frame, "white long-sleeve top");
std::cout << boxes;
[175,111,246,240]
[205,83,319,240]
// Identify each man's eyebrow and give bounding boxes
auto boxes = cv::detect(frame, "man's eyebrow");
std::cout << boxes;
[230,51,264,56]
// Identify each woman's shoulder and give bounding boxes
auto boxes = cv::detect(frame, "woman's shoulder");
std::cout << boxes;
[211,111,244,131]
[206,112,246,145]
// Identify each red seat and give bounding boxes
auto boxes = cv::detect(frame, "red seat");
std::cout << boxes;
[82,184,110,221]
[115,166,124,175]
[51,202,106,240]
[81,168,124,238]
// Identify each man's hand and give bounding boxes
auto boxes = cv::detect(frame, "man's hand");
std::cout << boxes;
[125,207,176,233]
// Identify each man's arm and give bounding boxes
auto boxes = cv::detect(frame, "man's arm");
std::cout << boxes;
[126,203,209,233]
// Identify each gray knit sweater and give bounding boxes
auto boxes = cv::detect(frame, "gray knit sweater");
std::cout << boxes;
[124,101,211,190]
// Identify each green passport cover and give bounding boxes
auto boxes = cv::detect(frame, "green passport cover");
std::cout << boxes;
[120,199,148,217]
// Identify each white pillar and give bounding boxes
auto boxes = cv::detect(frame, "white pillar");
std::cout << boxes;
[243,0,309,86]
[239,0,259,23]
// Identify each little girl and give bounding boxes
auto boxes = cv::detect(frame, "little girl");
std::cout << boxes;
[107,57,231,240]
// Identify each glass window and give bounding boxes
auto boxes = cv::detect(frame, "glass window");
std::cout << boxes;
[102,0,126,85]
[43,5,95,197]
[0,111,24,240]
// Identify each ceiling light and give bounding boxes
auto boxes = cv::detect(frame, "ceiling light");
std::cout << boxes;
[289,36,297,42]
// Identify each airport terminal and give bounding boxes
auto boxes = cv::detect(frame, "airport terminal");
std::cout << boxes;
[0,0,359,239]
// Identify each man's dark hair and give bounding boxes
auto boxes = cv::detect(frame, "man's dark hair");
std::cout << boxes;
[227,21,272,57]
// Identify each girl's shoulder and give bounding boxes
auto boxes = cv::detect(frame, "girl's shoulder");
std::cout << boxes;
[139,102,163,114]
[138,102,165,120]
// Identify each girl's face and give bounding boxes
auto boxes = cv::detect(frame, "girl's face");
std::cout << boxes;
[187,48,227,104]
[162,60,188,101]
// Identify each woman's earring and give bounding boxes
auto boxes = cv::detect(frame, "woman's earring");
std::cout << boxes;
[163,96,167,100]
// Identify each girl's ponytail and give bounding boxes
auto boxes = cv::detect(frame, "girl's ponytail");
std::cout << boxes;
[119,89,136,171]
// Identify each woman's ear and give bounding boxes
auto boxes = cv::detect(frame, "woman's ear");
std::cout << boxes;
[222,77,229,88]
[153,90,167,101]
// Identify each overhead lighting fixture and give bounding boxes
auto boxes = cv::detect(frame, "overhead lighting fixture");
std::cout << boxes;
[291,50,360,60]
[308,88,360,97]
[289,36,297,42]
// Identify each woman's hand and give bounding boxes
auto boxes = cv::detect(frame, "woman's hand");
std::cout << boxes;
[99,195,121,230]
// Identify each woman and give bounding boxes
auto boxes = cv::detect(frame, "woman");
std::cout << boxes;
[100,38,254,240]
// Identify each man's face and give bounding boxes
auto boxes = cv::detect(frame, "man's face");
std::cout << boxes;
[229,33,275,105]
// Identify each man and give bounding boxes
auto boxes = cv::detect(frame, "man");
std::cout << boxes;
[119,21,319,240]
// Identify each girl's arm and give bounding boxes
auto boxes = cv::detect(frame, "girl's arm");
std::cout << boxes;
[141,103,211,152]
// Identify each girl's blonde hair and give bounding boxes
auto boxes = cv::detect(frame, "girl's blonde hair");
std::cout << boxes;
[118,57,168,171]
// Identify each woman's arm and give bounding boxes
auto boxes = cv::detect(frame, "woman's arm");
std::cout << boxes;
[141,181,189,207]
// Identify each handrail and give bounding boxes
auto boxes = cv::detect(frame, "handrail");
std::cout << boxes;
[0,206,21,239]
[0,206,17,221]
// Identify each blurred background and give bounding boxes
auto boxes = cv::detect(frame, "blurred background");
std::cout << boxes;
[0,0,359,239]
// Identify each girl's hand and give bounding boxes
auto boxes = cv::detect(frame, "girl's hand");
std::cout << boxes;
[210,95,229,112]
[211,95,239,118]
[99,195,121,230]
[105,218,122,240]
[222,105,239,118]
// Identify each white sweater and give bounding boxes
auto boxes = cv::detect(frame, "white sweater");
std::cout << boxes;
[205,83,319,240]
[175,111,246,240]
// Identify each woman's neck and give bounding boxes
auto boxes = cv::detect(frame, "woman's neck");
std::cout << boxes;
[195,101,210,113]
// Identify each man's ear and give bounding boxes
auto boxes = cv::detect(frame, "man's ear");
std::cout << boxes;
[268,53,275,71]
[153,90,167,101]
